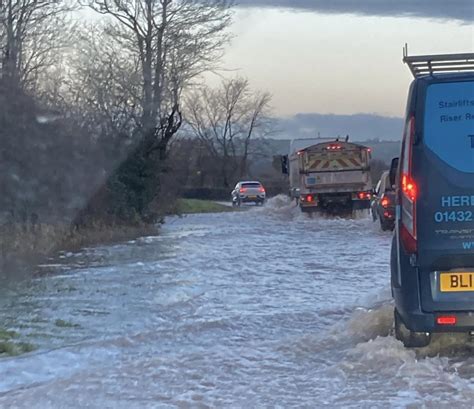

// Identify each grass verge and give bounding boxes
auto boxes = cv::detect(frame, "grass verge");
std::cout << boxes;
[0,327,35,356]
[0,222,158,280]
[175,199,235,215]
[54,319,80,328]
[0,341,36,356]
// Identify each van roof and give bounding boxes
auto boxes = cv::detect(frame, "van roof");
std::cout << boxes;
[413,72,474,82]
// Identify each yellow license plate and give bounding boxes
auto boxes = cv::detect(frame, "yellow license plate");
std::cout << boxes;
[249,196,256,199]
[440,272,474,292]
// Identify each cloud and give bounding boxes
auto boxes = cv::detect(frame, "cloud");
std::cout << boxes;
[275,113,404,141]
[235,0,474,23]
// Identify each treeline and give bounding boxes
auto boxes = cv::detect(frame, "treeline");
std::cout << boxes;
[0,1,276,276]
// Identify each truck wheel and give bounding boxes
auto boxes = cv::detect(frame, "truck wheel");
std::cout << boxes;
[394,309,431,348]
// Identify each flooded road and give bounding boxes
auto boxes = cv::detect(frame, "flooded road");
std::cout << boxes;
[1,196,473,408]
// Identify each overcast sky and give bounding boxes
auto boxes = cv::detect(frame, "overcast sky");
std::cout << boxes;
[206,2,474,118]
[234,1,474,24]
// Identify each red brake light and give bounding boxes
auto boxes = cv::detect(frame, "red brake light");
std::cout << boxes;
[381,196,390,208]
[239,187,246,193]
[326,144,342,150]
[399,115,417,253]
[306,195,313,202]
[402,174,417,201]
[358,192,371,200]
[437,316,457,326]
[259,187,265,193]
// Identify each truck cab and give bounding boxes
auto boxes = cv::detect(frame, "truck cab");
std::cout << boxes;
[391,52,474,347]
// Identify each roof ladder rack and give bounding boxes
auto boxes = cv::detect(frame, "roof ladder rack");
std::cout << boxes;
[403,44,474,78]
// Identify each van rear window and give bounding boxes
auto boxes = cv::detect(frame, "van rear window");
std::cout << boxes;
[424,81,474,173]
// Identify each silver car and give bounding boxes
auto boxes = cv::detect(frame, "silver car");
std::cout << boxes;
[231,181,266,206]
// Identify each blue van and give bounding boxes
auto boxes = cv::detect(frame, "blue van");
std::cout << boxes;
[390,52,474,347]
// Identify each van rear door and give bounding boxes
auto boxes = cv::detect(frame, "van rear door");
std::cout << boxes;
[415,78,474,312]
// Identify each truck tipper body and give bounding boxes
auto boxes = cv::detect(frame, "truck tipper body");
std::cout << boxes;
[286,139,373,212]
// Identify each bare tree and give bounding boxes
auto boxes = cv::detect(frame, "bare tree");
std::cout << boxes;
[64,25,142,142]
[239,90,272,177]
[186,77,272,187]
[56,2,232,223]
[0,0,73,89]
[87,0,232,155]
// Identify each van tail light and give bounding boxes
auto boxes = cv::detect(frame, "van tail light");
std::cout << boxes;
[437,316,457,326]
[400,115,417,253]
[401,175,417,201]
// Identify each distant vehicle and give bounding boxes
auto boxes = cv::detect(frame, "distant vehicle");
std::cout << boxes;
[391,50,474,348]
[281,138,373,213]
[371,171,395,231]
[231,181,266,206]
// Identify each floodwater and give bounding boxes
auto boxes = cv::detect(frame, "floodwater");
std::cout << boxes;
[0,196,473,408]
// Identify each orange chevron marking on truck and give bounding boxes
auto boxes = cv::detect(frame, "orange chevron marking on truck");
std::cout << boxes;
[306,155,362,170]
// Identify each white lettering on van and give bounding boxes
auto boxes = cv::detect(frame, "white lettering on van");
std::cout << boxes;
[441,196,474,207]
[439,100,474,109]
[461,196,471,206]
[440,115,463,123]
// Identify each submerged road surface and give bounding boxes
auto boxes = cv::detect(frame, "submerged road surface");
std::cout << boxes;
[0,196,473,408]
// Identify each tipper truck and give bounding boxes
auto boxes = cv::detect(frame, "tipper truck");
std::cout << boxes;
[281,139,373,213]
